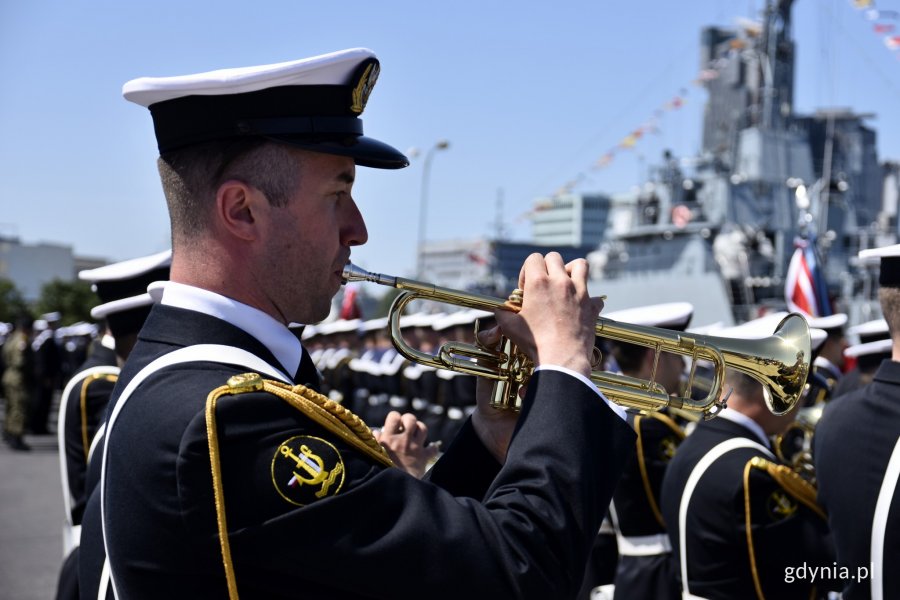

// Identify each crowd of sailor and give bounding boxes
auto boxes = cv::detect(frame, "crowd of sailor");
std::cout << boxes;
[300,308,494,447]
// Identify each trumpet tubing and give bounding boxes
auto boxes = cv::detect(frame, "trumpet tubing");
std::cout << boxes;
[342,264,811,418]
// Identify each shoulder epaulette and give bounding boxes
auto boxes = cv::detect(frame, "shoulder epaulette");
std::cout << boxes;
[205,373,395,600]
[634,412,686,527]
[742,455,826,600]
[79,372,119,460]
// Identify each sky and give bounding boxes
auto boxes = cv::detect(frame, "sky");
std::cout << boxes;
[4,0,900,281]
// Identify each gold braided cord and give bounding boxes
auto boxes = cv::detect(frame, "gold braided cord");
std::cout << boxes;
[263,380,394,467]
[205,387,239,600]
[204,374,396,599]
[646,410,687,441]
[79,373,118,461]
[635,411,686,528]
[743,456,827,600]
[749,457,826,520]
[743,460,766,600]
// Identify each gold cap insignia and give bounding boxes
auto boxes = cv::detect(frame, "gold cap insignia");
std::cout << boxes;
[271,435,345,506]
[350,60,379,114]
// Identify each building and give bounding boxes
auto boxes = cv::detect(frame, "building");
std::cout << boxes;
[0,236,107,302]
[529,192,611,247]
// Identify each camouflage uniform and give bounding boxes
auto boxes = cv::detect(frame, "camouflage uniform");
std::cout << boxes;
[2,329,35,440]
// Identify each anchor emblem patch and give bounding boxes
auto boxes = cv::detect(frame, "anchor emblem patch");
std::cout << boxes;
[271,435,345,506]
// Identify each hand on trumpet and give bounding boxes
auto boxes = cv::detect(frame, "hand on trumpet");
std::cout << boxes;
[494,253,604,378]
[373,411,441,479]
[472,253,605,463]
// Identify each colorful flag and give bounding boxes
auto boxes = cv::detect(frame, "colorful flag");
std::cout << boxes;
[785,238,833,318]
[874,23,896,34]
[339,286,362,320]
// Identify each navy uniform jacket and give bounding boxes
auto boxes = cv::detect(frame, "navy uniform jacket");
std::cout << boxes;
[79,303,635,599]
[609,412,683,600]
[815,359,900,600]
[59,339,118,526]
[661,416,834,600]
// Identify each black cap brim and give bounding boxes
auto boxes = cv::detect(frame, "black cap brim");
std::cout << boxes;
[270,134,409,169]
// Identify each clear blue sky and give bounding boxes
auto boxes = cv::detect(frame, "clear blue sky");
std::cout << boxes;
[4,0,900,279]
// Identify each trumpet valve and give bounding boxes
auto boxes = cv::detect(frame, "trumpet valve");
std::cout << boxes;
[504,288,524,312]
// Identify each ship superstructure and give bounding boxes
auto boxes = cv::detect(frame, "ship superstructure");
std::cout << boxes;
[586,0,896,326]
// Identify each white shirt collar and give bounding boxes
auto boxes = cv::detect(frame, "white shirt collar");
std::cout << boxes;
[814,356,841,377]
[101,333,116,351]
[159,281,303,377]
[716,407,770,448]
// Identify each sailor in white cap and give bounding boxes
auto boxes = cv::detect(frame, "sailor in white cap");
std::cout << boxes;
[661,314,836,599]
[807,312,849,394]
[579,302,694,600]
[54,250,170,600]
[30,310,63,435]
[79,49,634,600]
[833,317,891,397]
[815,243,900,599]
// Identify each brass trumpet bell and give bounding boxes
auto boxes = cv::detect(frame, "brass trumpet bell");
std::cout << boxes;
[342,264,810,418]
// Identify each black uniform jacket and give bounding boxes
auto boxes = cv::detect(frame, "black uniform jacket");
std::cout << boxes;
[815,359,900,600]
[661,416,833,600]
[60,340,118,525]
[79,304,635,599]
[610,412,683,600]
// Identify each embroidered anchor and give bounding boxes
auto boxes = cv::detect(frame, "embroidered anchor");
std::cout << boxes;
[769,490,798,519]
[280,443,343,498]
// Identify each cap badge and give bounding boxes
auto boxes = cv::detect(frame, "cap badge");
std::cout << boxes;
[271,435,345,506]
[350,61,379,114]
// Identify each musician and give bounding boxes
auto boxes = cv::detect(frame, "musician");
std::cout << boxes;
[77,49,635,599]
[815,243,900,599]
[661,317,835,600]
[579,302,693,600]
[53,250,171,600]
[833,318,891,398]
[807,313,848,400]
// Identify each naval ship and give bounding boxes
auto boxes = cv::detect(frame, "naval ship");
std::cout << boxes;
[585,0,899,327]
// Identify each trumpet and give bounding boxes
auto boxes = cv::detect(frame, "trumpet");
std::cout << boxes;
[342,264,810,418]
[773,404,823,485]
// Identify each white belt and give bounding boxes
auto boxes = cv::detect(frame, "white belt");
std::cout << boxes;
[62,524,82,557]
[616,532,672,556]
[872,435,900,600]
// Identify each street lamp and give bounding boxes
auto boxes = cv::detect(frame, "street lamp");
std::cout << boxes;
[415,139,450,278]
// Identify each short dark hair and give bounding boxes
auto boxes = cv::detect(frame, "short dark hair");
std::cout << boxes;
[157,139,301,244]
[880,286,900,339]
[608,341,648,375]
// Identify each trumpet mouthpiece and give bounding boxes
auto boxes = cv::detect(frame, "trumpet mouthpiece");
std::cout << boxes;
[341,263,398,287]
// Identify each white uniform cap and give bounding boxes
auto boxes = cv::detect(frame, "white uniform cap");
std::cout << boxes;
[603,302,694,330]
[809,328,828,352]
[859,243,900,287]
[859,243,900,262]
[80,250,172,321]
[361,317,389,333]
[316,318,362,336]
[844,337,893,359]
[399,312,446,329]
[716,312,788,339]
[848,318,890,344]
[432,309,493,332]
[806,313,847,332]
[123,48,407,169]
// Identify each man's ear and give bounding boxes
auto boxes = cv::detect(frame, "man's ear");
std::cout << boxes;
[216,180,261,241]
